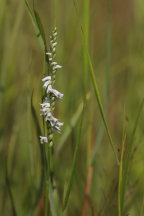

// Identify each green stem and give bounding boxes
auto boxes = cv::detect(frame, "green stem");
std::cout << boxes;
[54,0,57,26]
[118,125,127,216]
[82,0,89,103]
[45,144,51,216]
[62,107,84,211]
[121,99,144,214]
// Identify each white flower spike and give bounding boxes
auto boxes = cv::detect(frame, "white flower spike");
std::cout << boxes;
[40,27,64,145]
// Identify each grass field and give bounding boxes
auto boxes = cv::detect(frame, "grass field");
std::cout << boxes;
[0,0,144,215]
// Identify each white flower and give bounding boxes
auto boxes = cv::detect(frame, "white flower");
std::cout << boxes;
[40,102,50,108]
[40,101,51,116]
[42,76,52,89]
[53,65,62,70]
[43,80,51,89]
[44,110,63,132]
[50,41,57,47]
[42,76,51,82]
[46,52,52,56]
[50,62,57,66]
[45,112,52,121]
[53,32,57,37]
[52,29,57,37]
[40,136,48,144]
[47,85,64,99]
[45,112,57,125]
[54,121,64,133]
[40,107,51,116]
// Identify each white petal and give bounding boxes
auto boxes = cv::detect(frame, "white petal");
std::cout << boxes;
[46,52,52,56]
[50,88,64,99]
[53,65,62,70]
[46,84,52,94]
[43,80,51,89]
[42,76,51,82]
[40,102,50,107]
[52,42,57,47]
[54,121,64,133]
[50,117,58,127]
[53,31,57,37]
[57,122,64,127]
[40,136,48,144]
[45,97,50,103]
[51,62,57,66]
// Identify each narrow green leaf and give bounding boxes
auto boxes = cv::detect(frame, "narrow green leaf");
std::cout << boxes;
[5,167,17,216]
[87,53,119,165]
[62,106,84,211]
[54,0,58,26]
[91,6,111,165]
[24,0,46,50]
[34,10,47,50]
[121,99,144,214]
[55,93,90,156]
[5,128,18,216]
[0,1,24,115]
[24,0,35,19]
[118,125,128,216]
[31,91,42,138]
[73,0,119,165]
[82,0,89,101]
[49,182,57,216]
[140,197,144,216]
[31,91,45,208]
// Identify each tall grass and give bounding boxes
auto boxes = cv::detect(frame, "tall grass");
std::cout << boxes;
[1,0,144,215]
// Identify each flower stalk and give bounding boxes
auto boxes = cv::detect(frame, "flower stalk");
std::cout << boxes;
[39,27,63,214]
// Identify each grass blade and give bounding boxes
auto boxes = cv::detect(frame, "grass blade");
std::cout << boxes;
[5,127,18,216]
[49,182,57,216]
[82,0,89,100]
[24,0,47,50]
[73,0,119,165]
[87,53,119,165]
[140,197,144,216]
[24,0,34,19]
[55,93,90,156]
[0,1,24,115]
[34,10,47,50]
[118,124,128,216]
[5,166,17,216]
[31,91,45,208]
[62,106,85,211]
[54,0,58,26]
[91,6,111,165]
[121,99,144,214]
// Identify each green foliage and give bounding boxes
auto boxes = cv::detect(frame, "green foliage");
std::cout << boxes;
[0,0,144,215]
[62,107,84,211]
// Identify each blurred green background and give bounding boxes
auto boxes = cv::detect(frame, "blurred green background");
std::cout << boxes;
[0,0,144,215]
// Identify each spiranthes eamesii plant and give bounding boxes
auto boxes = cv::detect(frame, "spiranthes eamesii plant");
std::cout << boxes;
[39,27,63,214]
